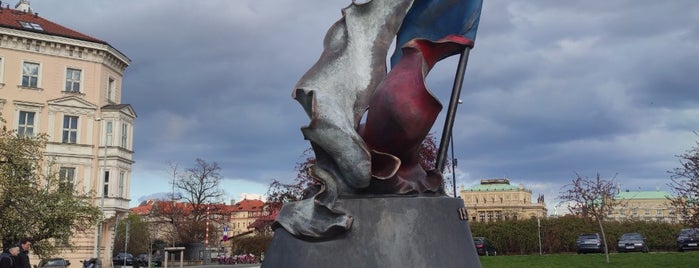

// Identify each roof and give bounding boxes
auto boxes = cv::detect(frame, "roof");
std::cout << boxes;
[235,199,265,211]
[615,190,672,200]
[467,183,520,191]
[130,199,266,215]
[0,6,106,44]
[248,209,279,230]
[102,104,138,118]
[464,179,522,191]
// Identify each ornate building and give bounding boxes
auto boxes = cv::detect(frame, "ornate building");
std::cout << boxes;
[460,178,547,222]
[608,190,678,223]
[0,1,134,265]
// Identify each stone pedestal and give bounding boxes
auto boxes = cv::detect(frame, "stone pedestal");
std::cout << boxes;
[262,196,482,268]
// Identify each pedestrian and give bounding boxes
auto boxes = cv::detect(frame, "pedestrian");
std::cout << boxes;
[14,239,30,268]
[0,245,20,268]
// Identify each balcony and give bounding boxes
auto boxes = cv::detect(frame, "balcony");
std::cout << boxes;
[98,196,130,219]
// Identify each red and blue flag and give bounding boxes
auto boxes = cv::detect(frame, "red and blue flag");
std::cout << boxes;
[391,0,483,66]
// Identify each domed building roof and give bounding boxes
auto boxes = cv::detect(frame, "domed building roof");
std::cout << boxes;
[464,178,528,192]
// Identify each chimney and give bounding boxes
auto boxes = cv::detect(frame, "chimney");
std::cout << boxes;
[230,199,236,206]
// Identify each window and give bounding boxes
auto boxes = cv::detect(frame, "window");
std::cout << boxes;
[0,57,4,83]
[22,62,39,88]
[65,68,81,92]
[103,171,109,197]
[59,167,75,190]
[108,77,115,102]
[18,111,35,137]
[62,115,78,143]
[18,21,44,31]
[106,121,113,146]
[121,123,128,148]
[118,171,125,197]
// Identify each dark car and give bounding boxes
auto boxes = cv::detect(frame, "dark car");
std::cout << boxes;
[38,258,71,268]
[80,258,98,268]
[113,253,134,266]
[677,228,699,252]
[473,237,497,256]
[136,254,162,267]
[616,232,649,253]
[576,233,605,254]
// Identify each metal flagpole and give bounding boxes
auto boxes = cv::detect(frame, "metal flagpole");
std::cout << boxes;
[436,47,472,175]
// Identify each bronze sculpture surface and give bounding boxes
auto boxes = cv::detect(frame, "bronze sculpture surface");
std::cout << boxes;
[276,0,483,239]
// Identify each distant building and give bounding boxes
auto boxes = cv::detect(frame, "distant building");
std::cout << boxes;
[0,1,133,266]
[608,190,678,223]
[131,198,272,255]
[229,199,266,237]
[460,178,547,222]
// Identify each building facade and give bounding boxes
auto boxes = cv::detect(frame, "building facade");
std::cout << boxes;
[460,178,547,222]
[131,198,270,256]
[608,190,679,223]
[0,1,134,265]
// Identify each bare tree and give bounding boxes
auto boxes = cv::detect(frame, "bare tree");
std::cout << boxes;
[558,173,618,264]
[171,159,225,243]
[668,134,699,227]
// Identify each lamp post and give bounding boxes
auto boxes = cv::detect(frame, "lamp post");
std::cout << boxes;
[450,134,457,198]
[450,99,462,198]
[95,118,108,268]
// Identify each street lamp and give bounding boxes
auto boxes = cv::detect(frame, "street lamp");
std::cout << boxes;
[95,117,108,268]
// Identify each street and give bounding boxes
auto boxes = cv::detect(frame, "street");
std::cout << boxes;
[170,264,260,268]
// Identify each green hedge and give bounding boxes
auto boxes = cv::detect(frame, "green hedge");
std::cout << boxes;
[469,216,685,254]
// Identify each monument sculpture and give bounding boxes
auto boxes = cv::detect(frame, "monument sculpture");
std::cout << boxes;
[264,0,484,267]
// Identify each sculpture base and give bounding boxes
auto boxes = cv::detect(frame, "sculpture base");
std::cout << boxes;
[262,196,482,268]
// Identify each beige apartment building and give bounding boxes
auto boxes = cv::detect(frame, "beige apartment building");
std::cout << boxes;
[460,178,548,222]
[608,190,679,223]
[0,1,134,266]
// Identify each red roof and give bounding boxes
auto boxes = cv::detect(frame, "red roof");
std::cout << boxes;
[0,6,106,44]
[235,199,265,211]
[130,199,267,215]
[248,209,279,230]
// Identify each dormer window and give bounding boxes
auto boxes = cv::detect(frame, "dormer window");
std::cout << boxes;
[18,21,43,31]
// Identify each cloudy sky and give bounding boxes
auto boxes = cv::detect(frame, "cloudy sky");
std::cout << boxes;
[30,0,699,213]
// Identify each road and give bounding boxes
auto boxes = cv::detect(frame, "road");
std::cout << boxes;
[167,264,260,268]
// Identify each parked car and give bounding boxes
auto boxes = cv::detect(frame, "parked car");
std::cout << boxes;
[113,253,135,266]
[616,232,649,253]
[676,228,699,252]
[576,233,605,254]
[80,258,98,268]
[38,258,71,268]
[136,254,162,267]
[473,237,497,256]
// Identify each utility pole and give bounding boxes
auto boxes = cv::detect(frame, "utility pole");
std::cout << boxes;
[95,118,108,268]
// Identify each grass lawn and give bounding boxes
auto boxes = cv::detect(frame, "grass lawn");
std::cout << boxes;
[479,251,699,268]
